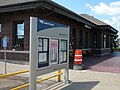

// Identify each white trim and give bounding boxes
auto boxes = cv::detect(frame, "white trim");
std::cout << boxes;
[101,52,110,56]
[0,50,29,53]
[75,55,82,56]
[94,48,110,50]
[100,48,110,50]
[37,35,68,40]
[69,50,73,51]
[82,48,91,51]
[74,59,82,61]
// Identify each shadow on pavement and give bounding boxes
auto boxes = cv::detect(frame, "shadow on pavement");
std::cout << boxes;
[61,81,100,90]
[83,52,120,69]
[0,76,29,90]
[69,51,120,70]
[69,54,114,69]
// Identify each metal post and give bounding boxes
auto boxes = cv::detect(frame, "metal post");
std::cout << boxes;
[3,36,7,75]
[4,47,7,74]
[64,68,69,84]
[64,28,69,84]
[57,70,61,82]
[64,27,69,84]
[29,17,37,90]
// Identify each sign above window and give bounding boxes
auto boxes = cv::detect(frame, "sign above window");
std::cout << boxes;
[85,24,92,29]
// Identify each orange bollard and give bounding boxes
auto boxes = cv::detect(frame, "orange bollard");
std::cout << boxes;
[74,50,82,65]
[73,49,84,70]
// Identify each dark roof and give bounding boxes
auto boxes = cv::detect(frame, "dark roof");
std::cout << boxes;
[0,0,36,7]
[80,14,118,34]
[80,14,108,26]
[0,0,97,28]
[0,0,118,34]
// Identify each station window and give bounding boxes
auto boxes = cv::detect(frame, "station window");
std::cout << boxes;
[104,34,109,48]
[79,30,83,46]
[0,24,1,49]
[93,32,97,48]
[0,24,1,33]
[12,21,24,50]
[85,31,88,47]
[106,35,109,48]
[103,34,107,48]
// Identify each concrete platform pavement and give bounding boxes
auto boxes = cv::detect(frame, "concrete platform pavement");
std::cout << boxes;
[1,51,120,90]
[0,61,29,75]
[83,51,120,73]
[0,61,57,90]
[58,70,120,90]
[0,61,120,90]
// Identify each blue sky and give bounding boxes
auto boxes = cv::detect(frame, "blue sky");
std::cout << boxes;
[53,0,120,37]
[53,0,115,14]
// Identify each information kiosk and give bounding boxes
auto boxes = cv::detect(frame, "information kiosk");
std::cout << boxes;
[29,17,69,90]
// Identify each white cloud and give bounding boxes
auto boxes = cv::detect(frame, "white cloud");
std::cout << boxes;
[103,16,120,29]
[110,1,120,7]
[86,1,120,16]
[86,1,120,37]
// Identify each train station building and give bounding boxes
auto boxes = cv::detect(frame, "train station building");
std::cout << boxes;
[0,0,118,61]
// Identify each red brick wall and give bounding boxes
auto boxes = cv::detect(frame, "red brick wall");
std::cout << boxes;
[0,11,85,61]
[0,52,29,61]
[0,12,30,60]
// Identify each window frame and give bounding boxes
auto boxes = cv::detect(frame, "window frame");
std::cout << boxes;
[12,20,24,50]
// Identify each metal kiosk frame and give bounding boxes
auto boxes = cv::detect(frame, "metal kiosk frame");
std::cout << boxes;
[29,17,69,90]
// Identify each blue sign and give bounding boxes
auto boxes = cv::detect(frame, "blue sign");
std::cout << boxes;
[37,18,68,32]
[3,37,7,47]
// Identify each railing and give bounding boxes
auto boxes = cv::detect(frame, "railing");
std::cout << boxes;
[0,70,29,78]
[11,71,62,90]
[0,70,62,90]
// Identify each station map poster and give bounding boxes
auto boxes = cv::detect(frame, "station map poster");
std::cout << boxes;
[60,40,67,63]
[50,39,58,65]
[38,37,49,67]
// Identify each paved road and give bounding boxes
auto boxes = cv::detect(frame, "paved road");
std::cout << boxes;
[83,51,120,73]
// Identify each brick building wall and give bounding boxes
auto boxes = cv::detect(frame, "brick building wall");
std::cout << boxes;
[0,10,86,61]
[0,12,30,61]
[0,10,115,61]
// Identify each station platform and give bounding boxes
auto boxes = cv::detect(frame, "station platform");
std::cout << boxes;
[0,51,120,90]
